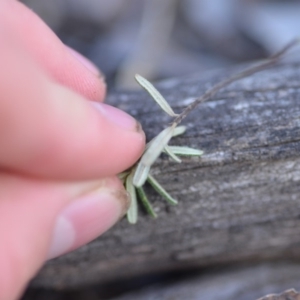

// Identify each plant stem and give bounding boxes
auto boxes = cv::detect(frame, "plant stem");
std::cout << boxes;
[173,40,299,126]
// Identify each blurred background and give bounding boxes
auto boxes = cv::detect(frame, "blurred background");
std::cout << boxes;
[21,0,300,89]
[20,0,300,299]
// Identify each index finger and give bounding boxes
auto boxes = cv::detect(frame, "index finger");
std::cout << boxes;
[0,0,105,102]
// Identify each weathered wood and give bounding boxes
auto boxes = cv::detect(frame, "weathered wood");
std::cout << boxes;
[33,61,300,289]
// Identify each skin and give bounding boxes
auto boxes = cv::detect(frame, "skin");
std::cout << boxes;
[0,1,145,299]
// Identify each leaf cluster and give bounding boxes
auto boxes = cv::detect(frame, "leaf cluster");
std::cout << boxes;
[119,75,203,224]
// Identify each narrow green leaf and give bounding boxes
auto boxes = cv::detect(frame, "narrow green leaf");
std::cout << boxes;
[147,175,178,205]
[141,126,175,167]
[136,187,157,218]
[135,74,179,117]
[167,146,204,156]
[144,125,184,151]
[126,173,138,224]
[164,145,182,163]
[132,163,150,187]
[172,126,186,137]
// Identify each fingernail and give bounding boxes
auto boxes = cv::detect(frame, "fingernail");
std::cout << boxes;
[92,102,141,132]
[47,188,129,260]
[66,46,100,77]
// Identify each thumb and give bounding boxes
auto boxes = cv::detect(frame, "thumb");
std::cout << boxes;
[0,173,129,300]
[0,26,145,179]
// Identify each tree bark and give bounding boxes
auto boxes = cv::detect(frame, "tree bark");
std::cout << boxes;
[33,61,300,289]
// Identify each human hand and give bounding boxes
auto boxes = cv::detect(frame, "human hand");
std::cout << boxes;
[0,1,145,299]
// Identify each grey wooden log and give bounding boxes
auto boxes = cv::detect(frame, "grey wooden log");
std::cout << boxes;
[33,61,300,289]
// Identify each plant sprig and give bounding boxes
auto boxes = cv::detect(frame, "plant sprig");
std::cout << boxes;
[120,40,298,224]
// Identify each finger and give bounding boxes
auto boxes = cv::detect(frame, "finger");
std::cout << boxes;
[0,0,105,102]
[0,172,129,300]
[0,29,145,179]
